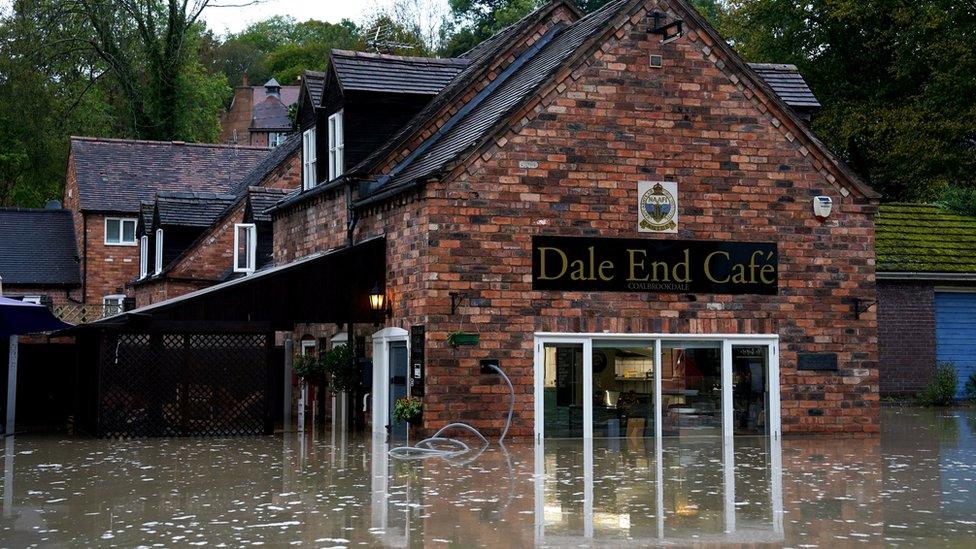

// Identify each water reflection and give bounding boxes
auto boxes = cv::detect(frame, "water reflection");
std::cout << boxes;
[0,408,974,546]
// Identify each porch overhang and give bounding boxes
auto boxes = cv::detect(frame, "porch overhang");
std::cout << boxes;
[72,237,387,331]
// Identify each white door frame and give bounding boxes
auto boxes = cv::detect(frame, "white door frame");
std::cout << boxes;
[371,327,409,435]
[533,332,781,441]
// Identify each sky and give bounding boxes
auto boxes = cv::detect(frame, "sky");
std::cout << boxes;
[201,0,450,36]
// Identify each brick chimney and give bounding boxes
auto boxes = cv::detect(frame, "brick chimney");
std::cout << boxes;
[219,72,255,144]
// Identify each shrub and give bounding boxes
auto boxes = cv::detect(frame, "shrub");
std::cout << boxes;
[965,373,976,403]
[919,362,958,407]
[292,353,324,383]
[392,396,422,424]
[321,344,360,394]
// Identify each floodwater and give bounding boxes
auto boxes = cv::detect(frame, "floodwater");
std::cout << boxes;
[1,408,974,547]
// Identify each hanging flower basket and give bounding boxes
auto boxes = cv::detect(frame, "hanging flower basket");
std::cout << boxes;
[447,331,479,347]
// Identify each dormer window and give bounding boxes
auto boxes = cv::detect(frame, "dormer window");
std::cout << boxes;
[303,127,317,190]
[154,228,163,275]
[328,110,344,181]
[234,223,257,274]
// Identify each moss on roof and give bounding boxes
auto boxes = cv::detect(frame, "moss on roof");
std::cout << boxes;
[876,203,976,273]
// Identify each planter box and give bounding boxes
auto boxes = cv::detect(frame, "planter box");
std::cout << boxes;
[448,332,479,347]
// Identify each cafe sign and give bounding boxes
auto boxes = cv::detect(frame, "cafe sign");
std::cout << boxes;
[532,236,778,295]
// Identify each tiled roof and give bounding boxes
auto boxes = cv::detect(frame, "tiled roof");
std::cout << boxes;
[155,192,237,227]
[232,133,301,195]
[247,187,292,222]
[70,137,270,213]
[250,96,292,131]
[0,208,80,285]
[302,71,326,108]
[371,1,625,192]
[330,50,470,95]
[252,84,300,106]
[876,203,976,274]
[748,63,821,110]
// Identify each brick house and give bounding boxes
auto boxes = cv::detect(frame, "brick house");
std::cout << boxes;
[876,203,976,398]
[219,76,300,147]
[0,205,81,309]
[263,0,880,439]
[131,136,300,306]
[64,137,271,311]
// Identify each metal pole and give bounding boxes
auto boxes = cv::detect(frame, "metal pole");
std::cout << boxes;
[283,335,293,432]
[5,335,18,436]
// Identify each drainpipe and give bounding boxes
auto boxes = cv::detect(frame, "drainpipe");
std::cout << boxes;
[344,182,358,247]
[82,215,88,303]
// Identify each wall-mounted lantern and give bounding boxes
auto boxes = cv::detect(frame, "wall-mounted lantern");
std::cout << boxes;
[369,283,385,313]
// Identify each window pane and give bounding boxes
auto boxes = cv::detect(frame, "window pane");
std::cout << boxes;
[544,344,584,438]
[122,220,136,242]
[106,220,120,243]
[236,226,248,269]
[661,344,723,438]
[592,344,655,438]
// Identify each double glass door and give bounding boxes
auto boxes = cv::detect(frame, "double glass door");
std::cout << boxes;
[537,336,779,440]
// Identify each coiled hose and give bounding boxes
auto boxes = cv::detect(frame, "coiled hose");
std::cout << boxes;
[388,364,513,461]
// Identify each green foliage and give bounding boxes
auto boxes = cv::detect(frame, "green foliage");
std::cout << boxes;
[720,0,976,202]
[965,373,976,403]
[938,186,976,217]
[392,396,423,424]
[321,344,361,394]
[919,362,958,407]
[292,353,325,382]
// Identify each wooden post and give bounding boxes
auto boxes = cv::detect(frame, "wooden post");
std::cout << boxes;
[283,335,293,432]
[5,335,17,436]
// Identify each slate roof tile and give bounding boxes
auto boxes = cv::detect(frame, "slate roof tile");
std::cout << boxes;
[330,50,470,95]
[876,203,976,273]
[0,208,80,285]
[155,192,237,227]
[302,70,327,107]
[247,187,292,223]
[70,137,269,214]
[748,63,821,109]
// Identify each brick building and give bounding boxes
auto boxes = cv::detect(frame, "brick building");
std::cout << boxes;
[0,205,81,308]
[64,137,271,310]
[264,0,880,438]
[876,204,976,398]
[132,136,299,306]
[219,76,300,147]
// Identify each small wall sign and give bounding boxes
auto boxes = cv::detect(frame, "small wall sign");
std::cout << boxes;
[638,181,678,233]
[532,235,778,295]
[797,353,838,372]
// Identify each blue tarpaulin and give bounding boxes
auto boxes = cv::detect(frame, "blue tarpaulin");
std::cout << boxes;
[0,296,72,337]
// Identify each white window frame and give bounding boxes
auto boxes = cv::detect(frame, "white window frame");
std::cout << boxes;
[531,332,781,442]
[302,127,317,190]
[139,235,149,279]
[268,132,288,148]
[104,217,137,246]
[154,228,163,275]
[328,110,344,181]
[233,223,257,274]
[22,295,42,305]
[102,294,126,316]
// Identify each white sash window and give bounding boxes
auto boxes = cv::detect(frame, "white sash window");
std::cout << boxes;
[328,110,344,181]
[302,127,317,190]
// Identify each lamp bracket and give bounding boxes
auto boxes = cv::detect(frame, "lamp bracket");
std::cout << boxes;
[848,297,876,320]
[649,11,683,44]
[449,291,466,316]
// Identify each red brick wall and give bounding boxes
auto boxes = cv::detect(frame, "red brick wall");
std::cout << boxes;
[877,281,936,396]
[0,286,75,308]
[273,0,879,436]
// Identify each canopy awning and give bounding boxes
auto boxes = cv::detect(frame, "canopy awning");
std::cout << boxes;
[0,297,73,336]
[74,237,387,331]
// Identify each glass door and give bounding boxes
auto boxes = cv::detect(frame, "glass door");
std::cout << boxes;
[591,340,656,439]
[542,343,586,438]
[730,345,770,436]
[659,340,723,439]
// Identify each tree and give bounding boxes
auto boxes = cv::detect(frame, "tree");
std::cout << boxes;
[720,0,976,202]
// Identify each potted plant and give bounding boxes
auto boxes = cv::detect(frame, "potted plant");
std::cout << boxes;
[321,344,360,430]
[447,331,479,347]
[292,353,324,431]
[393,395,423,440]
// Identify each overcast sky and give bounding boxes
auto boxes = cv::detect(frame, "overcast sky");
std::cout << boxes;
[202,0,450,36]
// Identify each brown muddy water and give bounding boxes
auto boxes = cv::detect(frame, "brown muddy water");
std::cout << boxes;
[0,407,974,547]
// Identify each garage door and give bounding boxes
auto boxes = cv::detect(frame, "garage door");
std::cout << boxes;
[935,292,976,398]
